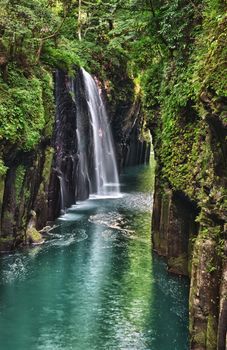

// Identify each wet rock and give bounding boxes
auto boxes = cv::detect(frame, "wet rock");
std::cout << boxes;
[120,98,151,167]
[189,235,221,350]
[26,227,43,245]
[152,181,199,276]
[26,210,43,245]
[0,146,52,247]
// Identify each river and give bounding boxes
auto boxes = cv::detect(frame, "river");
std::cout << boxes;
[0,163,189,350]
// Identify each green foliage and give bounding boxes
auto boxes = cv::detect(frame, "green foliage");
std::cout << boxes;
[135,0,227,215]
[15,165,26,203]
[140,61,164,114]
[0,0,58,64]
[0,66,46,149]
[192,7,227,97]
[0,159,8,176]
[42,147,54,182]
[193,330,206,346]
[40,69,55,138]
[42,40,83,72]
[207,314,218,349]
[0,0,226,219]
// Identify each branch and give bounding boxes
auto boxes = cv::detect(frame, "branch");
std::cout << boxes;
[147,0,171,52]
[38,14,68,42]
[148,0,156,17]
[35,5,71,63]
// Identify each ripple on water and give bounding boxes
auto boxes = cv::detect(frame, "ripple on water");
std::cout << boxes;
[117,192,153,212]
[89,211,126,228]
[0,165,189,350]
[1,256,28,284]
[101,229,118,241]
[88,211,150,246]
[49,229,88,248]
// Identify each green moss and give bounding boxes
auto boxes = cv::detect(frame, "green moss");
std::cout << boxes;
[41,70,55,139]
[15,165,26,203]
[0,236,14,250]
[42,43,82,73]
[3,210,14,223]
[141,3,226,217]
[206,258,217,273]
[192,10,227,97]
[0,63,56,152]
[36,147,54,204]
[191,236,202,268]
[206,315,217,350]
[42,147,54,183]
[0,67,46,150]
[2,210,15,233]
[0,175,5,212]
[0,236,13,243]
[24,188,31,202]
[0,159,8,176]
[26,227,43,244]
[193,330,206,346]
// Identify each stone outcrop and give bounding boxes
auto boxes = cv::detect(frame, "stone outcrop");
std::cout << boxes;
[121,98,151,167]
[0,144,54,250]
[26,210,43,244]
[152,180,199,276]
[0,67,148,251]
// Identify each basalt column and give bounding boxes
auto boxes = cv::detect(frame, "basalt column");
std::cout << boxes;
[48,70,79,218]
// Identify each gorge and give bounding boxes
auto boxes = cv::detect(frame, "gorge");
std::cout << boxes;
[0,0,226,349]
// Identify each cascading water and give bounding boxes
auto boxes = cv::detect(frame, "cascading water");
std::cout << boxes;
[70,78,91,200]
[54,68,120,215]
[81,68,120,196]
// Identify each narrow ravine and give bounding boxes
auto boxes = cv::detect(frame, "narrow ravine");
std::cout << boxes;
[0,163,189,350]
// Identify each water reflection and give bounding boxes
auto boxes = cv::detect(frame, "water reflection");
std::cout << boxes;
[0,164,189,350]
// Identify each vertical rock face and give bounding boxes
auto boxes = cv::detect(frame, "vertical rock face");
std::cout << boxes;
[99,65,151,169]
[151,96,227,349]
[189,236,221,350]
[152,178,226,349]
[218,251,227,350]
[121,98,151,167]
[152,181,199,276]
[0,66,147,250]
[48,69,80,218]
[0,145,54,249]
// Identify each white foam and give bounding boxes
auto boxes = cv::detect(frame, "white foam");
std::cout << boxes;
[58,213,84,221]
[89,193,124,200]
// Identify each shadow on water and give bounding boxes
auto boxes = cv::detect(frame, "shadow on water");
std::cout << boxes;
[0,162,189,350]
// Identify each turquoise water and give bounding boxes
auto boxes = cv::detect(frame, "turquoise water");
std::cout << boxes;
[0,165,189,350]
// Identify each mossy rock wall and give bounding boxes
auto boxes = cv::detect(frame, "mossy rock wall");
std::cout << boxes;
[0,145,54,249]
[152,178,199,276]
[189,235,221,349]
[0,64,143,249]
[149,2,227,348]
[0,64,55,249]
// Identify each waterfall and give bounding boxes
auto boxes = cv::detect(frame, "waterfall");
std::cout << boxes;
[54,68,120,215]
[58,174,67,213]
[81,68,120,196]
